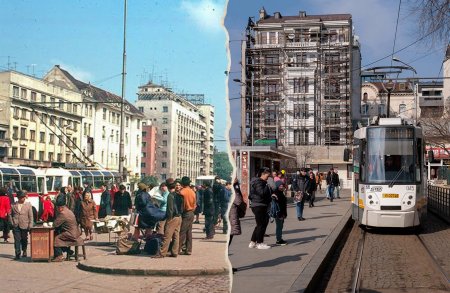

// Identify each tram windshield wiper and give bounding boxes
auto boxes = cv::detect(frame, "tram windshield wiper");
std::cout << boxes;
[388,165,406,188]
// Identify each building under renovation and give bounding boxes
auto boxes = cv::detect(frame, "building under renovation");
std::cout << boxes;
[240,8,361,173]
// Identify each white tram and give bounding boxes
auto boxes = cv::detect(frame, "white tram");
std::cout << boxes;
[351,118,427,228]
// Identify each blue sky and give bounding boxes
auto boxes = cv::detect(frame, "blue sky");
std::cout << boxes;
[0,0,229,150]
[225,0,448,144]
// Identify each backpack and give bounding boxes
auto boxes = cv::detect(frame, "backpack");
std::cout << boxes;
[144,234,163,256]
[268,198,280,223]
[116,237,141,255]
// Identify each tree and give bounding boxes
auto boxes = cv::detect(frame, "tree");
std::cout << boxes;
[420,106,450,156]
[140,175,159,188]
[213,152,233,182]
[406,0,450,46]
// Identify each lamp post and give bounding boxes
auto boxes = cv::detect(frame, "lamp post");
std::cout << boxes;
[392,57,418,122]
[233,77,254,146]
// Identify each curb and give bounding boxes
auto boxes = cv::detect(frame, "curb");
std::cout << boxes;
[77,261,229,276]
[287,206,353,293]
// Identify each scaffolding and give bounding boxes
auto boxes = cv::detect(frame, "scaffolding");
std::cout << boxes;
[243,11,355,148]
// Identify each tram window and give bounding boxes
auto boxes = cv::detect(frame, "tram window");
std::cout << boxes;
[416,139,422,182]
[68,177,73,187]
[37,177,44,194]
[103,176,113,185]
[72,177,81,189]
[3,175,20,189]
[54,176,63,191]
[46,176,54,191]
[21,175,37,192]
[93,176,104,189]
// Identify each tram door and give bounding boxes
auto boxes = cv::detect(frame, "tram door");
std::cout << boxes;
[37,177,45,194]
[352,138,365,222]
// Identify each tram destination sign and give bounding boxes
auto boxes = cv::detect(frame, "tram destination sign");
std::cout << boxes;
[368,128,414,139]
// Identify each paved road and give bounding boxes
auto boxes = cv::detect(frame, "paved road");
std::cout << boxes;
[229,190,351,293]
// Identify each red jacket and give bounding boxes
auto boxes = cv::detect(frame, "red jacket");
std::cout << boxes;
[0,195,11,220]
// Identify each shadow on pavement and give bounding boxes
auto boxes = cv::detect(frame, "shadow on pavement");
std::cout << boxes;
[282,227,317,235]
[236,253,307,271]
[305,214,342,220]
[289,234,327,246]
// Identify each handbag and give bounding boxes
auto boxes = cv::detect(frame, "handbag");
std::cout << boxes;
[236,200,247,218]
[294,191,303,203]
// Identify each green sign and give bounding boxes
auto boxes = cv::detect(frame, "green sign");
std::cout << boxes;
[254,139,277,146]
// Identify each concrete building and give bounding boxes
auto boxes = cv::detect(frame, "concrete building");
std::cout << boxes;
[0,70,83,166]
[43,65,144,178]
[240,9,360,183]
[136,83,214,181]
[141,121,157,178]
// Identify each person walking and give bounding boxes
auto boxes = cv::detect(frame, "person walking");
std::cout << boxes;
[326,168,340,202]
[9,190,33,260]
[248,167,272,249]
[79,191,97,241]
[307,172,318,207]
[229,178,246,273]
[294,168,308,221]
[220,182,232,234]
[315,171,322,193]
[179,176,196,255]
[98,183,112,219]
[212,177,223,228]
[112,184,132,216]
[0,188,11,243]
[202,181,215,239]
[273,181,288,245]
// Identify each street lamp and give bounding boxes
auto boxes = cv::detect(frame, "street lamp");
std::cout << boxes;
[233,77,254,146]
[392,57,418,122]
[264,98,284,146]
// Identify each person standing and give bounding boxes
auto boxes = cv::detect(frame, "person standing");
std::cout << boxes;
[9,190,33,260]
[212,177,223,227]
[98,183,111,219]
[159,181,183,258]
[229,179,246,273]
[112,184,132,216]
[307,172,318,207]
[202,181,215,239]
[220,182,232,234]
[315,171,322,193]
[295,168,308,221]
[248,167,272,250]
[0,188,11,243]
[152,182,169,235]
[193,185,203,224]
[273,181,287,245]
[79,191,97,241]
[179,176,196,255]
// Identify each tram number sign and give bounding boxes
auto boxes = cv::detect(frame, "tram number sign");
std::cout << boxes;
[382,193,399,198]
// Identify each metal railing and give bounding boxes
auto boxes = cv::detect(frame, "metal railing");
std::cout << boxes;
[427,185,450,224]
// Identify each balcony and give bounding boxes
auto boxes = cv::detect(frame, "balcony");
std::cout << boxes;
[419,96,444,107]
[285,42,318,48]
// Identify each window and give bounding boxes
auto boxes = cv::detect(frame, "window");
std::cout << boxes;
[126,116,129,127]
[162,162,167,168]
[19,148,25,159]
[12,127,18,140]
[162,118,168,124]
[48,152,54,161]
[125,133,128,145]
[13,86,19,97]
[103,108,107,120]
[142,131,147,137]
[11,147,18,158]
[162,140,167,147]
[66,154,71,163]
[142,152,146,158]
[162,151,168,158]
[0,131,5,139]
[116,131,119,143]
[73,104,78,114]
[264,55,279,75]
[49,134,55,144]
[117,114,120,125]
[57,153,62,162]
[163,106,168,112]
[31,92,36,102]
[39,151,44,161]
[29,150,35,160]
[112,112,116,123]
[58,135,64,146]
[138,107,144,112]
[294,129,309,145]
[378,104,386,116]
[21,88,27,100]
[39,132,45,143]
[137,135,140,146]
[142,141,146,148]
[13,107,19,118]
[20,128,27,140]
[293,77,308,93]
[102,126,106,139]
[137,119,141,129]
[399,103,406,114]
[30,130,36,141]
[141,162,146,168]
[363,92,368,101]
[269,32,277,44]
[41,94,46,103]
[50,97,55,106]
[88,105,93,117]
[30,111,36,122]
[293,104,309,119]
[84,105,88,116]
[73,137,77,147]
[67,103,72,113]
[59,117,64,127]
[162,129,168,135]
[58,100,63,110]
[260,32,267,44]
[21,109,27,119]
[361,104,369,115]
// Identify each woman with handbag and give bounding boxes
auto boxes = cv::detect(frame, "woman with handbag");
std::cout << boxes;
[306,172,317,207]
[229,178,246,273]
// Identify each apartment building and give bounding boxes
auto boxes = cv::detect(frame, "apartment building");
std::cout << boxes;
[0,70,83,166]
[136,83,214,181]
[43,65,145,177]
[141,121,157,177]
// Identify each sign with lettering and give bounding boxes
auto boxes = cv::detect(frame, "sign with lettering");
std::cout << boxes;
[30,228,54,262]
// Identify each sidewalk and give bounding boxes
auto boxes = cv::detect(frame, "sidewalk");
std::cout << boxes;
[229,189,352,293]
[77,218,230,276]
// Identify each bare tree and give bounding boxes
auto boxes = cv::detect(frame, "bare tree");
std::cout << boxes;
[420,107,450,155]
[406,0,450,46]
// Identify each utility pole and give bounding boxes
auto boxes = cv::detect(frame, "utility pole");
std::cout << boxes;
[119,0,127,182]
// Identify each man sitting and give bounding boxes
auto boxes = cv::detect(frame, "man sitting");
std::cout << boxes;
[53,194,82,262]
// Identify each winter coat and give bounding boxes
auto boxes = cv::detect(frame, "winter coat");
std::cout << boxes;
[291,174,300,191]
[0,195,11,220]
[212,182,222,216]
[274,189,287,219]
[202,187,215,216]
[326,172,340,186]
[54,207,82,247]
[98,190,112,218]
[248,177,272,208]
[306,178,317,194]
[112,191,132,216]
[229,183,244,236]
[80,200,97,230]
[220,188,231,213]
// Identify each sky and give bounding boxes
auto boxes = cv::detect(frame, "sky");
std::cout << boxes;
[0,0,229,150]
[225,0,449,145]
[0,1,448,151]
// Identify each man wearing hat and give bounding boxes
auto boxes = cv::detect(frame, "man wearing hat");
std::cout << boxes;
[9,190,33,260]
[178,176,196,255]
[52,194,82,262]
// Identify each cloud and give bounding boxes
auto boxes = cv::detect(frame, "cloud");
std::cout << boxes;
[50,59,93,82]
[180,0,225,34]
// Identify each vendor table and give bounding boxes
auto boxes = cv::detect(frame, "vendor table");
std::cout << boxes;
[30,227,54,262]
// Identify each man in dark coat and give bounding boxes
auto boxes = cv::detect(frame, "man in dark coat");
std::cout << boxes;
[212,177,223,226]
[53,194,82,262]
[220,182,232,234]
[295,168,308,221]
[326,168,340,201]
[112,184,132,216]
[202,181,215,239]
[98,183,112,218]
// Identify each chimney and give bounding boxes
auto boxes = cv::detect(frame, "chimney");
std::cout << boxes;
[274,12,282,19]
[259,7,267,20]
[299,11,306,17]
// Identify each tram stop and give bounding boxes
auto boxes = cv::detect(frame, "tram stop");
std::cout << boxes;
[231,145,296,202]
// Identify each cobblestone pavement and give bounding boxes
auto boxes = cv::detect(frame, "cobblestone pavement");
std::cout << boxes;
[321,217,450,293]
[157,276,230,293]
